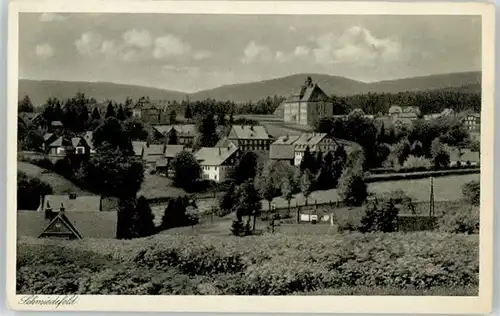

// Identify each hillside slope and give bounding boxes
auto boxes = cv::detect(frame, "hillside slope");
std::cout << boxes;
[19,71,481,105]
[19,79,188,106]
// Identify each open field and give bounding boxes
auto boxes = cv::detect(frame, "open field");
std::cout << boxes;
[138,173,188,199]
[17,162,90,195]
[261,173,479,210]
[17,232,478,295]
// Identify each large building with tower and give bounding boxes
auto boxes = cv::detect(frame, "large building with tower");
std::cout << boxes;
[280,76,333,126]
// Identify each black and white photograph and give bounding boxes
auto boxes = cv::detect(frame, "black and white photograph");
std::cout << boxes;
[7,1,494,314]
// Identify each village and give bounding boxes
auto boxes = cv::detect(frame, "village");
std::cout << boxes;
[16,76,480,241]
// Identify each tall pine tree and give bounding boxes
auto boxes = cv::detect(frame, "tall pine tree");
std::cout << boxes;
[105,101,115,118]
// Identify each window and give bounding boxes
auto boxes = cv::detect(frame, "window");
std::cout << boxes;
[76,146,85,154]
[56,147,65,155]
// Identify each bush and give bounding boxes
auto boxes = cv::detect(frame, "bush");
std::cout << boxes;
[403,155,432,170]
[17,233,479,295]
[439,206,479,234]
[17,171,53,210]
[462,180,480,206]
[338,168,368,207]
[359,198,399,233]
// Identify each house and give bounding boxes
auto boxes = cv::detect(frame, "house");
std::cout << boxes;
[464,113,480,133]
[83,131,96,154]
[132,97,163,124]
[132,141,147,157]
[42,133,58,151]
[388,105,421,122]
[156,144,190,176]
[38,194,103,212]
[449,148,480,167]
[281,76,333,126]
[18,199,118,239]
[292,133,337,166]
[227,125,271,151]
[49,120,64,133]
[269,135,300,164]
[142,143,166,169]
[152,124,197,147]
[195,144,240,183]
[46,136,91,157]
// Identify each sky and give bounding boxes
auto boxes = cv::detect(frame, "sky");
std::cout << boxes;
[19,13,481,93]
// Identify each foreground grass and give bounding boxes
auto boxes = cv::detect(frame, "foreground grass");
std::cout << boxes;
[17,232,478,296]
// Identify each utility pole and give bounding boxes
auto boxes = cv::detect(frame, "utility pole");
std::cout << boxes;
[429,177,435,217]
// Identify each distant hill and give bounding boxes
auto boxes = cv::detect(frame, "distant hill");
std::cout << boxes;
[18,80,188,106]
[19,71,480,105]
[191,72,481,102]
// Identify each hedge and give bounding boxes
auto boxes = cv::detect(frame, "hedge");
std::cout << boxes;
[17,233,478,295]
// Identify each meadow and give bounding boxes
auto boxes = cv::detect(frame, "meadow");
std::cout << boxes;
[17,161,90,195]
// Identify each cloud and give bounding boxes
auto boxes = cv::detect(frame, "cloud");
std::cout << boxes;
[75,32,103,56]
[39,13,68,22]
[241,41,273,64]
[313,26,403,66]
[193,50,212,61]
[153,35,191,59]
[289,26,297,32]
[294,46,310,57]
[123,29,152,49]
[35,43,54,59]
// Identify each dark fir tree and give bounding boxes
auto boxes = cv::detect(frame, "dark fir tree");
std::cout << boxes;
[116,105,126,121]
[184,103,193,119]
[232,151,259,184]
[169,109,177,124]
[168,129,178,145]
[18,95,34,112]
[135,196,156,237]
[91,107,101,120]
[105,101,115,118]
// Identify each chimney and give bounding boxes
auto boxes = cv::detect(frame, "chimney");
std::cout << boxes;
[44,201,53,220]
[218,147,221,156]
[60,203,65,213]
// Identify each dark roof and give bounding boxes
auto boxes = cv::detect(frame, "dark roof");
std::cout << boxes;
[41,195,101,212]
[164,145,189,158]
[270,144,295,160]
[152,124,196,137]
[17,210,118,239]
[284,79,329,103]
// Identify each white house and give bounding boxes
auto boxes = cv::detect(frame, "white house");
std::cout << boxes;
[195,143,240,183]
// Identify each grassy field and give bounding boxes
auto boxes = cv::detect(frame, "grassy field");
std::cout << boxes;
[261,173,479,210]
[17,232,479,295]
[138,173,188,199]
[17,161,90,195]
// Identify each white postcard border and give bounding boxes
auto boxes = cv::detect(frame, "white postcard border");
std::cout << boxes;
[6,1,495,314]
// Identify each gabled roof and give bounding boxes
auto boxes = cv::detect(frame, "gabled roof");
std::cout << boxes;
[19,112,41,125]
[134,97,157,110]
[71,137,87,148]
[51,120,63,127]
[293,133,331,149]
[229,125,269,140]
[48,136,65,148]
[270,143,295,160]
[83,131,94,149]
[195,146,239,166]
[284,78,329,103]
[41,195,101,212]
[272,135,300,145]
[153,124,196,137]
[17,210,118,239]
[43,133,54,142]
[142,144,165,163]
[215,137,239,149]
[40,212,83,239]
[164,145,189,158]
